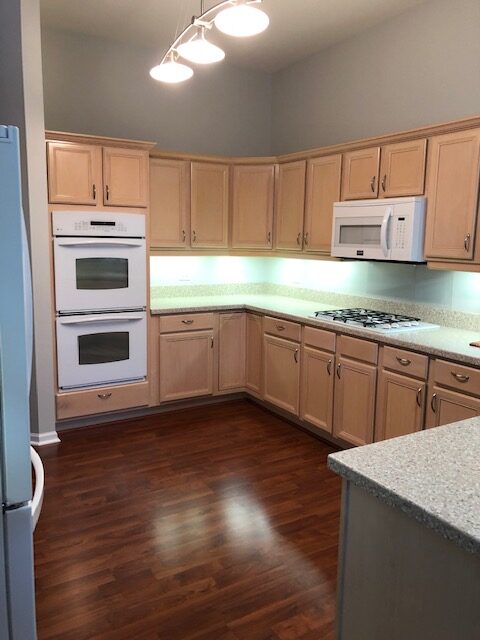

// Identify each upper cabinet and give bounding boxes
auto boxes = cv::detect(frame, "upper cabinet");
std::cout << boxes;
[342,147,380,199]
[424,129,480,262]
[47,142,99,205]
[304,154,342,253]
[232,164,275,249]
[150,158,190,248]
[190,162,229,248]
[274,161,306,251]
[103,147,149,207]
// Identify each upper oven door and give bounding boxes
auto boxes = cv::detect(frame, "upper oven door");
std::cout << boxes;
[54,237,146,313]
[331,204,393,260]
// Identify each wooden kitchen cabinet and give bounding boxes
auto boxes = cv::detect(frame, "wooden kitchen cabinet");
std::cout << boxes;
[426,387,480,428]
[424,129,480,261]
[150,158,190,248]
[159,330,214,402]
[218,313,246,392]
[263,334,300,415]
[232,164,275,249]
[304,154,342,253]
[47,141,99,205]
[274,161,306,251]
[301,346,334,433]
[379,139,427,197]
[102,147,149,207]
[191,162,229,248]
[375,370,426,441]
[246,313,263,396]
[342,147,380,200]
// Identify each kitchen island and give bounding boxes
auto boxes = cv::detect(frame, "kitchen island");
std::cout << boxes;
[328,417,480,640]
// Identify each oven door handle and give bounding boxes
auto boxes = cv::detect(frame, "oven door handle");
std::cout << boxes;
[380,207,392,258]
[56,239,144,248]
[59,315,143,325]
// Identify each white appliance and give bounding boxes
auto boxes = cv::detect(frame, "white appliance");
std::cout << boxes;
[331,196,426,262]
[53,211,147,390]
[0,125,39,639]
[53,212,146,313]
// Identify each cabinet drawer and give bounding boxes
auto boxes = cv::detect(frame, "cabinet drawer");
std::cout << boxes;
[56,381,149,420]
[338,335,378,364]
[434,359,480,396]
[264,316,301,342]
[160,313,214,333]
[382,346,428,379]
[304,326,336,352]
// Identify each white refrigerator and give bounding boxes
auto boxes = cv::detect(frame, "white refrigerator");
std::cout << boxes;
[0,126,37,638]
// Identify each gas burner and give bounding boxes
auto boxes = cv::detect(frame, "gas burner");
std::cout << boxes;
[310,308,438,332]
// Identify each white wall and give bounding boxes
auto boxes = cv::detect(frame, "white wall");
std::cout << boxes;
[41,28,272,156]
[272,0,480,153]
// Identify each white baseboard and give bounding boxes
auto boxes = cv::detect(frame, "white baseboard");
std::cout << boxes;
[30,430,61,446]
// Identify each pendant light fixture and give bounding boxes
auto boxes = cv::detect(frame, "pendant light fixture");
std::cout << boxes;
[150,0,269,84]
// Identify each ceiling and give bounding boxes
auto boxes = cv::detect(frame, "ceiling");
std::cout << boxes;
[40,0,428,72]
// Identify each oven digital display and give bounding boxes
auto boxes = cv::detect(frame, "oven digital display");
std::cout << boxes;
[75,258,128,290]
[90,220,116,226]
[78,332,130,365]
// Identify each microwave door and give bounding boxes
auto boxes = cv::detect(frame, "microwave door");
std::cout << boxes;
[333,216,385,259]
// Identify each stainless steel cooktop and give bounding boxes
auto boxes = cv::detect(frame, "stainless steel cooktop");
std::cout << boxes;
[310,308,438,332]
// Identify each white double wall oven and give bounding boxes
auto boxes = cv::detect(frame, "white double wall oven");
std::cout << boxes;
[53,211,147,390]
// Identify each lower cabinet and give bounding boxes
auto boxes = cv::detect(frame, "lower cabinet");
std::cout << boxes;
[426,386,480,428]
[160,330,214,402]
[300,346,334,433]
[218,313,246,392]
[246,313,263,396]
[375,370,426,441]
[263,334,300,415]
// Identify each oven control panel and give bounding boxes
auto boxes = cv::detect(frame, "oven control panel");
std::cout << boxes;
[52,211,145,238]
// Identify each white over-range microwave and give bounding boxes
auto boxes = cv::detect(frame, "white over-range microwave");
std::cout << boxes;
[331,196,426,262]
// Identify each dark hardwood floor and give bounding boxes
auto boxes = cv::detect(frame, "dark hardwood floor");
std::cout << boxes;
[34,399,342,640]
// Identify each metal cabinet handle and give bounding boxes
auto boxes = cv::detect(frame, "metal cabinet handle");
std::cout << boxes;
[336,363,342,379]
[182,319,194,325]
[276,325,285,331]
[464,234,471,252]
[267,231,271,244]
[182,229,186,243]
[192,230,196,242]
[327,359,332,375]
[416,387,423,407]
[294,348,299,363]
[98,393,112,400]
[451,372,470,383]
[105,185,110,201]
[370,175,376,193]
[211,336,214,349]
[304,232,309,246]
[296,232,302,246]
[431,393,437,413]
[396,357,411,366]
[381,174,387,192]
[92,183,96,200]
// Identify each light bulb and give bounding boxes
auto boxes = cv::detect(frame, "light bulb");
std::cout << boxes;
[215,2,269,38]
[150,60,194,84]
[177,29,225,64]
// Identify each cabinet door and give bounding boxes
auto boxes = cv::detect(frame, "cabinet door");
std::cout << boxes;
[424,129,480,260]
[246,313,263,396]
[304,154,342,253]
[379,139,427,198]
[300,346,334,433]
[150,158,189,248]
[341,147,380,200]
[103,147,149,207]
[160,331,214,402]
[333,356,377,446]
[274,161,306,251]
[191,162,229,248]
[47,142,99,205]
[263,335,300,415]
[375,370,425,441]
[218,313,246,391]
[426,386,480,428]
[232,165,275,249]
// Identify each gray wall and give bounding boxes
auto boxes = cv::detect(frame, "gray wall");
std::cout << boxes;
[272,0,480,154]
[41,28,272,156]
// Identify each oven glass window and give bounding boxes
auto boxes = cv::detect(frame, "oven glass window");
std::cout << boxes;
[75,258,129,290]
[78,332,130,365]
[339,224,381,246]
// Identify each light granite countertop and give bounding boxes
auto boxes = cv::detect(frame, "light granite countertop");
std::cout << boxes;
[328,417,480,554]
[150,293,480,366]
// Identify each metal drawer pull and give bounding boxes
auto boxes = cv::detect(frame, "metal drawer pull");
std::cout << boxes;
[464,234,471,252]
[276,325,285,331]
[381,174,387,192]
[416,387,423,407]
[182,319,194,325]
[396,357,411,366]
[431,393,437,413]
[336,363,342,379]
[98,393,112,400]
[451,372,470,383]
[294,348,299,363]
[370,175,376,192]
[327,359,332,375]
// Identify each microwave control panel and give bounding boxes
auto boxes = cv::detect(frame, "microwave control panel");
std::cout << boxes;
[393,216,407,249]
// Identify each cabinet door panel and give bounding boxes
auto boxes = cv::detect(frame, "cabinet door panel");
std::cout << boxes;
[232,165,275,249]
[218,313,246,391]
[246,313,263,396]
[379,139,427,197]
[304,154,342,253]
[301,346,334,433]
[424,129,480,260]
[426,386,480,428]
[342,147,380,200]
[263,335,300,415]
[375,370,425,441]
[191,162,229,248]
[150,158,189,248]
[103,147,148,207]
[333,357,377,446]
[160,331,213,402]
[47,142,99,205]
[274,161,306,251]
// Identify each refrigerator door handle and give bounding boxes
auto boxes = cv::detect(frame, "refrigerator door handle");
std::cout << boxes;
[30,447,44,531]
[21,209,33,391]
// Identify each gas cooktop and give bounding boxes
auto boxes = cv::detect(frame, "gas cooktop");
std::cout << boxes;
[310,308,438,332]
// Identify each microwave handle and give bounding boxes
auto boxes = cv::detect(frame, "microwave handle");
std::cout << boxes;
[380,207,392,258]
[56,238,144,248]
[59,315,143,325]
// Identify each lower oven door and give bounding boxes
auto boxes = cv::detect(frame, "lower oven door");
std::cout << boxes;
[56,311,147,389]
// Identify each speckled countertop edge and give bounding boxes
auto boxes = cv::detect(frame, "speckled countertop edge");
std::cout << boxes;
[327,418,480,555]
